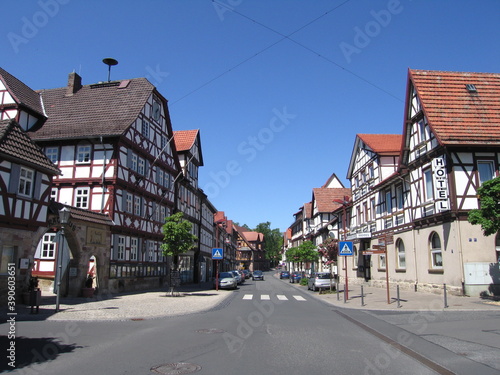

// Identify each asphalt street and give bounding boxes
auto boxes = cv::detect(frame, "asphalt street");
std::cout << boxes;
[2,270,499,375]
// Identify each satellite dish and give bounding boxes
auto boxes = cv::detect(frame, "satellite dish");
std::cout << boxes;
[102,58,118,82]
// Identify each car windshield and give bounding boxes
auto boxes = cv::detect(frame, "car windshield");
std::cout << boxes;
[253,271,262,275]
[316,273,331,279]
[219,272,234,278]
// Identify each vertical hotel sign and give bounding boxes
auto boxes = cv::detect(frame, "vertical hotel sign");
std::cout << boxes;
[432,157,450,212]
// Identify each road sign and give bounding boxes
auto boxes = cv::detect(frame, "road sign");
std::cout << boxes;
[372,244,386,250]
[339,241,354,256]
[362,249,386,255]
[212,248,223,260]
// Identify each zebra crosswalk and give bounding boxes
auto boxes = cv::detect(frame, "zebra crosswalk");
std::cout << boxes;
[242,294,307,302]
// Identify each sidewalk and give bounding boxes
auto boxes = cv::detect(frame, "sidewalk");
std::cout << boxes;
[285,275,500,311]
[4,282,234,322]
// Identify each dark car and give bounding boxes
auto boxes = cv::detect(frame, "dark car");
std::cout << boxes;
[289,271,303,283]
[252,270,264,281]
[279,271,290,279]
[242,269,251,279]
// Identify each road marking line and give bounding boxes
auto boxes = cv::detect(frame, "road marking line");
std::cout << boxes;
[277,295,288,301]
[293,295,306,301]
[261,295,271,300]
[243,294,253,300]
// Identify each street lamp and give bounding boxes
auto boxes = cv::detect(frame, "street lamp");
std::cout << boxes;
[56,206,70,312]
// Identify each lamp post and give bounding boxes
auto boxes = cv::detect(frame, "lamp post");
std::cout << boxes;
[56,207,70,312]
[333,196,350,300]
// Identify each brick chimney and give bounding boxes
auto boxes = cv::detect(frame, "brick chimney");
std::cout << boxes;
[66,72,82,95]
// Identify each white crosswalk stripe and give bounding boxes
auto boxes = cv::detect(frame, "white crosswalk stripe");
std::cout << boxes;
[241,294,306,302]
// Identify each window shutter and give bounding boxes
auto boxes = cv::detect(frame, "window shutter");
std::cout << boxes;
[8,164,20,193]
[33,172,43,199]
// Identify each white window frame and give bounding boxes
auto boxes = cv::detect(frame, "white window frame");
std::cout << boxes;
[18,166,34,197]
[130,238,138,261]
[41,233,56,259]
[430,232,443,269]
[117,236,125,260]
[423,168,434,201]
[131,153,138,172]
[126,193,133,213]
[76,145,91,164]
[477,160,495,185]
[45,147,59,164]
[134,196,141,216]
[138,158,145,175]
[75,187,89,208]
[396,239,406,269]
[142,119,150,139]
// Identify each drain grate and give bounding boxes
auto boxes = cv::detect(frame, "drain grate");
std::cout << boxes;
[195,328,225,334]
[151,363,202,374]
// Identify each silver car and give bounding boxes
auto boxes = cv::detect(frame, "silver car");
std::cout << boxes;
[214,272,237,290]
[307,272,333,291]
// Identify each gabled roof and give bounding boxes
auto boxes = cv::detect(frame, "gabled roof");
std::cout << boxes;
[0,67,45,118]
[409,69,500,145]
[31,77,157,141]
[357,134,402,154]
[321,173,345,188]
[174,130,199,151]
[0,119,60,175]
[347,134,401,179]
[312,188,352,213]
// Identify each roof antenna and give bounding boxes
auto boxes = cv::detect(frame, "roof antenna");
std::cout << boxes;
[102,58,118,82]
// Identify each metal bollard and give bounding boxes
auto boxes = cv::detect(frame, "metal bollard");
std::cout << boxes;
[397,285,401,308]
[444,283,449,308]
[336,280,340,301]
[361,285,365,306]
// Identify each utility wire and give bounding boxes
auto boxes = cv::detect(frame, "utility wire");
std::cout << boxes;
[172,0,402,105]
[172,0,352,105]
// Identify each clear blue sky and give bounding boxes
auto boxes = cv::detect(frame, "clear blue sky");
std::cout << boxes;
[2,1,499,233]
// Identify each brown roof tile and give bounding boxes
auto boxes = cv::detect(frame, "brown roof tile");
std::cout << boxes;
[0,119,60,175]
[357,134,402,154]
[409,69,500,145]
[0,67,45,117]
[313,188,352,213]
[174,130,199,151]
[31,78,155,140]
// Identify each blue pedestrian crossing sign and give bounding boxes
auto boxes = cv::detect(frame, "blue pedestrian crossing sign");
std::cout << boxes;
[339,241,354,256]
[212,248,223,260]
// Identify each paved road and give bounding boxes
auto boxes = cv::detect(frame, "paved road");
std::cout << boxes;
[2,271,499,374]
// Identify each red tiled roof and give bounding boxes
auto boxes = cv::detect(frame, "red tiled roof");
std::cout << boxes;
[0,67,45,118]
[30,78,155,140]
[409,69,500,145]
[357,134,402,154]
[313,188,352,213]
[174,130,198,152]
[0,119,60,175]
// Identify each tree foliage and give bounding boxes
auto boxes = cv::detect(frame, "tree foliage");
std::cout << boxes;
[468,176,500,236]
[287,241,318,263]
[161,212,198,268]
[254,222,283,265]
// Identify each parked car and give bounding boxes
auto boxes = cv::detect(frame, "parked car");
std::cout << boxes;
[279,271,290,279]
[230,270,243,284]
[289,271,303,283]
[214,272,237,290]
[252,270,264,281]
[307,272,333,291]
[242,269,251,279]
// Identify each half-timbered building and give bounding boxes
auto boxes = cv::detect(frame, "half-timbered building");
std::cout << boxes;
[27,71,181,293]
[343,69,500,296]
[0,119,60,305]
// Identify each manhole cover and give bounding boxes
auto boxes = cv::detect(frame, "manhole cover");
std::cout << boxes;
[151,363,201,374]
[195,328,225,334]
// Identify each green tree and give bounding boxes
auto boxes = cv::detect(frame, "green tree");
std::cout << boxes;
[468,176,500,236]
[296,241,318,264]
[161,212,197,295]
[254,222,283,267]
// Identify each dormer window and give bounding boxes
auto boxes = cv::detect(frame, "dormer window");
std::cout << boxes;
[466,84,477,93]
